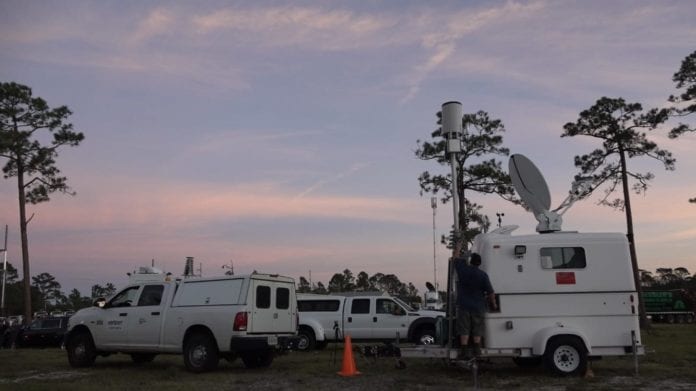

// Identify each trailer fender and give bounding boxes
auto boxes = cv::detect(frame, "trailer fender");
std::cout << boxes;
[299,319,326,342]
[532,326,592,356]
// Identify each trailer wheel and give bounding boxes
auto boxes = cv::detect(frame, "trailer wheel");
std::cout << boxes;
[66,331,97,368]
[297,327,316,351]
[543,336,587,376]
[686,314,695,324]
[666,314,675,324]
[183,333,219,373]
[677,314,686,324]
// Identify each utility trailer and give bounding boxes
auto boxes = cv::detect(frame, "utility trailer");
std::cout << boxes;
[401,228,644,375]
[400,101,643,377]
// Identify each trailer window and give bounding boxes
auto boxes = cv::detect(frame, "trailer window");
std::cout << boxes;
[351,299,370,314]
[256,285,271,308]
[276,287,290,309]
[540,247,586,269]
[298,300,341,312]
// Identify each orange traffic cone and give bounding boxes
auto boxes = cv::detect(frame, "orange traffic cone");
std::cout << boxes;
[337,334,361,377]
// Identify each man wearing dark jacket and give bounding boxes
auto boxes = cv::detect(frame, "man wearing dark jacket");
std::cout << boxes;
[455,252,496,358]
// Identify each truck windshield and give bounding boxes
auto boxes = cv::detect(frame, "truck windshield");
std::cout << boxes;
[394,297,415,312]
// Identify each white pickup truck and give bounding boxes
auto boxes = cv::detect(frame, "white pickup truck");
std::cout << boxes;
[296,292,442,351]
[65,269,298,372]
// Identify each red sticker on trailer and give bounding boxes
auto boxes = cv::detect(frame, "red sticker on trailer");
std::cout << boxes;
[556,272,576,284]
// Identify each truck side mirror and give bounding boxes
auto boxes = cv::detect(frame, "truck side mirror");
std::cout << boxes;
[94,298,107,308]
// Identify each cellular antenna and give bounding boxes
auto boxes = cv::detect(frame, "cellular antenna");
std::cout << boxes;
[509,154,592,233]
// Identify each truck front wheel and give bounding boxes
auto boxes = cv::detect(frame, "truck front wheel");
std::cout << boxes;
[66,331,97,368]
[184,333,219,373]
[416,327,436,345]
[543,336,587,376]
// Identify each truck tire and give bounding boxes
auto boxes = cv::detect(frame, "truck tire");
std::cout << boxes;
[297,327,316,351]
[66,331,97,368]
[543,336,587,376]
[131,353,157,363]
[512,357,543,367]
[183,333,219,373]
[241,350,274,368]
[416,327,436,345]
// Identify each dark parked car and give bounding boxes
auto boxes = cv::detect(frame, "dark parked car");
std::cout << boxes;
[16,316,69,348]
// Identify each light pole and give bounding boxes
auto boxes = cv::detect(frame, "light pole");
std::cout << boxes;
[441,101,463,350]
[431,197,438,291]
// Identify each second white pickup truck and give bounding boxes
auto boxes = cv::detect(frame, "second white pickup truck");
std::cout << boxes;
[297,292,442,351]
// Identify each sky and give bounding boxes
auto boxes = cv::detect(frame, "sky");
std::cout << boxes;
[1,0,695,298]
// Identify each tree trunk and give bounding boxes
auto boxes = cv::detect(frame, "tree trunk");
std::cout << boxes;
[619,148,649,329]
[16,162,32,326]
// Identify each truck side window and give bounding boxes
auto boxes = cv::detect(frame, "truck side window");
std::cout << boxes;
[377,299,399,314]
[256,286,271,309]
[276,287,289,310]
[540,247,586,269]
[298,300,341,312]
[109,286,141,308]
[351,299,370,314]
[138,285,164,306]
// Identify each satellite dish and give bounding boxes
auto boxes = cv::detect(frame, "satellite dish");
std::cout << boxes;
[508,154,551,217]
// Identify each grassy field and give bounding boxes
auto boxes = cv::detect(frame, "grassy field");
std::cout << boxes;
[0,324,694,390]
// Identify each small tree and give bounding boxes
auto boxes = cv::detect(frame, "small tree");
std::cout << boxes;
[297,276,312,293]
[416,110,516,255]
[31,272,62,311]
[562,97,675,327]
[0,82,84,324]
[355,271,370,291]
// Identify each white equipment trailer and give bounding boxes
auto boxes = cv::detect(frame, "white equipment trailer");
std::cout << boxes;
[400,101,643,377]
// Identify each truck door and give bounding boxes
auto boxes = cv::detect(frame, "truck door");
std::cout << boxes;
[93,285,141,348]
[343,298,372,339]
[250,279,276,334]
[127,284,167,348]
[272,284,294,333]
[372,298,409,340]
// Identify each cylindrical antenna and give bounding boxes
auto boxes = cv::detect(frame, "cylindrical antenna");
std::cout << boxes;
[441,101,463,137]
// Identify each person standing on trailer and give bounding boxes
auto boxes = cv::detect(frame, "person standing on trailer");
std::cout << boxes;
[455,253,496,358]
